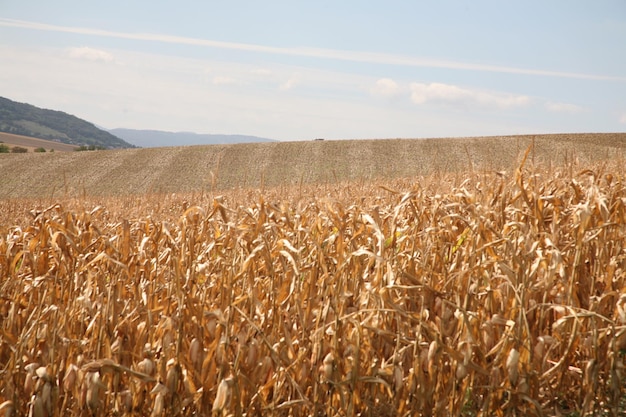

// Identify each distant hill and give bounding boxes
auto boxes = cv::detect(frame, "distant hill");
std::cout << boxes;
[109,128,277,148]
[0,96,133,149]
[1,133,625,199]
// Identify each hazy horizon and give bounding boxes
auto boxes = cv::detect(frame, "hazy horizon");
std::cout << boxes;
[1,1,625,141]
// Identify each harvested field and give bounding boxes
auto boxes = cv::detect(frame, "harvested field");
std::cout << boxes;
[0,133,625,200]
[0,132,78,152]
[1,137,626,415]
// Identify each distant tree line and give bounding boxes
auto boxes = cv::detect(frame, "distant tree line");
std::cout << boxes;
[0,140,106,153]
[0,143,28,153]
[75,144,106,151]
[0,142,53,153]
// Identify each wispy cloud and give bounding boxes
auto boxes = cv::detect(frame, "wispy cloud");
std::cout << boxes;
[212,76,240,86]
[620,113,626,124]
[409,82,530,108]
[2,18,625,82]
[68,46,114,63]
[250,68,272,76]
[544,101,584,113]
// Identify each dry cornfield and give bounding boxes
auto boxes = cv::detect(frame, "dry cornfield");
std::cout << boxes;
[1,149,626,416]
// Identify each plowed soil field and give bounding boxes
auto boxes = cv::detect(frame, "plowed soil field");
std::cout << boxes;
[1,133,624,199]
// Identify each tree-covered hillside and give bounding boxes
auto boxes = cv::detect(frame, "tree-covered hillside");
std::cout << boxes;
[0,96,133,149]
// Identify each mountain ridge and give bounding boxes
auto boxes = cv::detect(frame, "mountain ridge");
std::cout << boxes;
[109,128,277,147]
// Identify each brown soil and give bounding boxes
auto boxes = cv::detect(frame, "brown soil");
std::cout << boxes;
[0,132,78,152]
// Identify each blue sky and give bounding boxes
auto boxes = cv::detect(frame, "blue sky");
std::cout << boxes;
[1,1,625,141]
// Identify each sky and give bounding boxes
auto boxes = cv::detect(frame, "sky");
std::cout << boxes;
[1,1,625,141]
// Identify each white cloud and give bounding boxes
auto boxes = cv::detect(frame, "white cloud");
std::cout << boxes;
[212,76,239,85]
[544,101,584,113]
[280,74,300,91]
[620,113,626,124]
[409,82,530,108]
[370,78,400,98]
[250,68,272,76]
[67,46,114,63]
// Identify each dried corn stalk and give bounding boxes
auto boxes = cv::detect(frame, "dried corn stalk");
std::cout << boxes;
[0,158,625,416]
